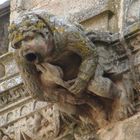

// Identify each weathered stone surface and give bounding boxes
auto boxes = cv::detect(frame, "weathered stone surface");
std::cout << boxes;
[98,113,140,140]
[126,0,140,26]
[0,0,139,140]
[0,52,20,91]
[10,0,120,32]
[7,7,140,139]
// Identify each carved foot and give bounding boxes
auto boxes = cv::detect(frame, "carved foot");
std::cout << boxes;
[112,94,135,121]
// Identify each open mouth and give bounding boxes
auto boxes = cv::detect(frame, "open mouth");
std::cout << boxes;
[23,50,44,64]
[25,52,37,62]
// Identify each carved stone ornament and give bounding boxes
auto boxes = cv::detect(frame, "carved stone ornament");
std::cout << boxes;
[8,9,140,140]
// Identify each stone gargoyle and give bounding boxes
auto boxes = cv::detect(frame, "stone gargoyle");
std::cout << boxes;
[9,9,139,128]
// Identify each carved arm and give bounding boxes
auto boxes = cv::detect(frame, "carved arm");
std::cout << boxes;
[66,32,98,95]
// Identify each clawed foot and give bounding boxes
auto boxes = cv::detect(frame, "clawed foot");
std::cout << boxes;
[112,96,135,121]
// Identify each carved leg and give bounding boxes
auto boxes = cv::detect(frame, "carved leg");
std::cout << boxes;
[87,66,135,120]
[86,64,121,99]
[88,76,121,99]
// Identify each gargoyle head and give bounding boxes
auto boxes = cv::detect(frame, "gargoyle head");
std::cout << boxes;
[9,10,55,63]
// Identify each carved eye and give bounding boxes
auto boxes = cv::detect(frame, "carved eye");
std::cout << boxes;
[24,35,34,42]
[38,32,45,38]
[13,41,22,49]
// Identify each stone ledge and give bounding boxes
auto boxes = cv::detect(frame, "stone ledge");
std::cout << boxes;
[0,75,22,93]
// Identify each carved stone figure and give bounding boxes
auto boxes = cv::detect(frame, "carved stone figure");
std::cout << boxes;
[9,10,98,96]
[9,10,137,132]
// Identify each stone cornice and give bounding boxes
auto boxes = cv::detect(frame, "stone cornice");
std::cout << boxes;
[87,21,140,44]
[0,1,10,17]
[69,5,114,23]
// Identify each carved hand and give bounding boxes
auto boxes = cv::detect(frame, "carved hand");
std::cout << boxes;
[113,93,135,120]
[36,63,67,88]
[68,78,87,96]
[121,95,135,116]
